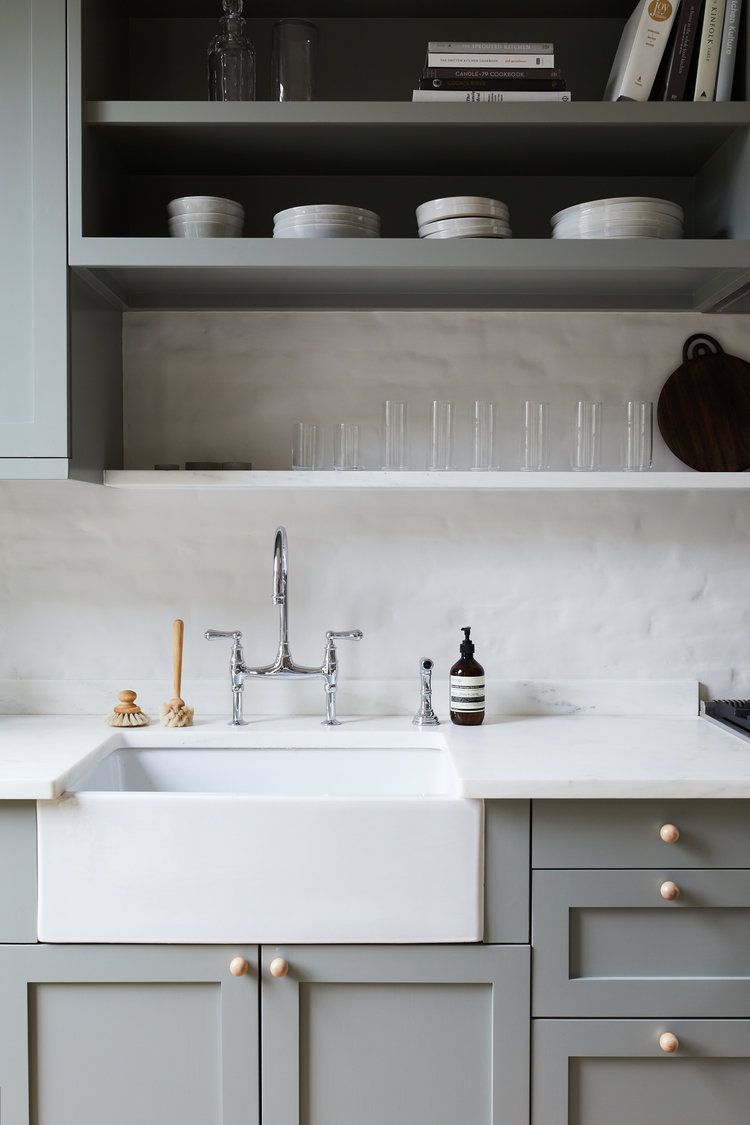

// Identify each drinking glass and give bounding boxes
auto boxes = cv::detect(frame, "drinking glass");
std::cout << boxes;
[520,401,550,471]
[572,400,603,471]
[382,400,408,470]
[292,422,321,470]
[334,423,363,470]
[271,19,318,102]
[429,400,456,471]
[472,401,496,471]
[624,400,653,471]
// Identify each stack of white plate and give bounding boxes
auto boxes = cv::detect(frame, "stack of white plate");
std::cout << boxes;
[416,196,512,239]
[551,197,684,240]
[273,205,381,239]
[167,196,244,238]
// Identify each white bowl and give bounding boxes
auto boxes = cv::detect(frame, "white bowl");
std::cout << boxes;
[418,216,512,239]
[416,196,509,226]
[169,218,241,238]
[168,212,243,229]
[551,196,683,227]
[273,224,381,239]
[274,204,381,226]
[167,196,244,219]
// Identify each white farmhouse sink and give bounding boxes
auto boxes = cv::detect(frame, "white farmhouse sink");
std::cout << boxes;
[37,740,482,944]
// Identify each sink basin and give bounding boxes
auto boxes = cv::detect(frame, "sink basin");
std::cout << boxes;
[37,739,482,944]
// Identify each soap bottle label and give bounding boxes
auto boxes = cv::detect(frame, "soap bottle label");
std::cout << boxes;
[450,675,486,712]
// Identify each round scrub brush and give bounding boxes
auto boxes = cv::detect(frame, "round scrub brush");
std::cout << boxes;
[105,690,150,728]
[160,618,194,728]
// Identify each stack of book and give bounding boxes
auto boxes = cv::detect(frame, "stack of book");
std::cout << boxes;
[605,0,744,103]
[412,41,571,103]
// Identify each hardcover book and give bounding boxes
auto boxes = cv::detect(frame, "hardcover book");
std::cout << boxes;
[426,51,555,68]
[605,0,683,101]
[423,67,563,80]
[715,0,743,99]
[427,41,554,53]
[661,0,704,100]
[694,0,728,98]
[419,77,566,91]
[412,89,571,102]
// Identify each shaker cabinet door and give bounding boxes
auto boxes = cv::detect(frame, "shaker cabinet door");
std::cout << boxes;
[0,0,68,466]
[261,943,529,1125]
[0,945,260,1125]
[533,1020,750,1125]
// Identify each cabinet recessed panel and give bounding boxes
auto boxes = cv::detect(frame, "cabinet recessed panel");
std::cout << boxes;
[570,907,750,979]
[570,1057,750,1125]
[30,983,222,1125]
[299,982,491,1125]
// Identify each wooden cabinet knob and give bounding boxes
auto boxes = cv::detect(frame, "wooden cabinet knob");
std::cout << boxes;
[229,957,250,977]
[269,957,289,979]
[659,823,681,844]
[660,880,681,901]
[659,1032,680,1054]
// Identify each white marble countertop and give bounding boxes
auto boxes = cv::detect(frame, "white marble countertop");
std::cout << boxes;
[0,711,749,801]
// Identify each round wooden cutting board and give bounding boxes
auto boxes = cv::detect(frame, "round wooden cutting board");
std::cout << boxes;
[657,334,750,472]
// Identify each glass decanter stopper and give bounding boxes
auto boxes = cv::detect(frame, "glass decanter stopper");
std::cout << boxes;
[207,0,256,102]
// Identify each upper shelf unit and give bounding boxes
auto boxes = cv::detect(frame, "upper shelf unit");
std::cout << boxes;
[70,0,750,313]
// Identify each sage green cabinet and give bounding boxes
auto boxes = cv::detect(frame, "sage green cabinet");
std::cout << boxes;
[0,0,68,471]
[533,1019,750,1125]
[0,945,260,1125]
[261,944,530,1125]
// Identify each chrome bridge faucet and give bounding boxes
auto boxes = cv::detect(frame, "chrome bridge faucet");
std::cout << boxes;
[206,527,362,726]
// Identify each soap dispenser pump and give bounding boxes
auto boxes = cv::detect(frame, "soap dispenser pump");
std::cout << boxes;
[450,626,485,726]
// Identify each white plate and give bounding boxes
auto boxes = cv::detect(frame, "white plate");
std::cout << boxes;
[419,216,512,239]
[274,215,380,232]
[551,196,683,226]
[167,196,244,218]
[552,223,683,240]
[274,204,381,225]
[274,225,381,238]
[416,196,510,225]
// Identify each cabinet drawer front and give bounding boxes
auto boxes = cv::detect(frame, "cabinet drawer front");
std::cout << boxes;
[533,869,750,1016]
[533,799,750,869]
[533,1019,750,1125]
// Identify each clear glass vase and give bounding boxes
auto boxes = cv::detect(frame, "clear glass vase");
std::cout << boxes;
[207,0,256,102]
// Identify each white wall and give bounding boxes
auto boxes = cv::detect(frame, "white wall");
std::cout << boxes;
[1,310,749,699]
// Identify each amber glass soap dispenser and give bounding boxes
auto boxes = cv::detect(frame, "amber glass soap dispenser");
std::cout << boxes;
[450,626,486,726]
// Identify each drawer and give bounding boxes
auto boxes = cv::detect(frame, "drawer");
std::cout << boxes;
[533,1019,750,1125]
[533,799,750,869]
[533,869,750,1017]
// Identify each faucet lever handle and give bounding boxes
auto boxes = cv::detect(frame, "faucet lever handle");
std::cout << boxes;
[326,630,364,643]
[205,630,242,642]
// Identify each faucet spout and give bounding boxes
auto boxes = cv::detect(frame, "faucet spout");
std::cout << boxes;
[273,526,290,653]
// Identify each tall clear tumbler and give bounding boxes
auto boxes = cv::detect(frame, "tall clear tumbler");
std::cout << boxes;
[624,401,653,471]
[472,401,496,471]
[520,401,550,471]
[382,401,408,470]
[429,401,456,471]
[271,19,318,101]
[292,422,321,470]
[573,401,603,471]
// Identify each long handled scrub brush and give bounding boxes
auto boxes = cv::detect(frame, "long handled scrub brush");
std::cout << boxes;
[160,618,194,728]
[105,689,150,728]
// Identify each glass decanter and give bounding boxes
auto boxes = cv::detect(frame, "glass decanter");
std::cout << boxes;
[207,0,256,102]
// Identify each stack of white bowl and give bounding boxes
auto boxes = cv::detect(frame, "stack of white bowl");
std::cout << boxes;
[167,196,244,238]
[273,205,381,239]
[551,196,683,239]
[416,196,512,239]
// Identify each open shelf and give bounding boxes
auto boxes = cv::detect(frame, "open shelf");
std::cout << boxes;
[83,101,750,177]
[71,238,750,312]
[105,470,750,490]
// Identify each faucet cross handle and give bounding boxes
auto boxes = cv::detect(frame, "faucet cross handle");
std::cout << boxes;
[413,657,440,727]
[322,630,363,727]
[205,630,247,726]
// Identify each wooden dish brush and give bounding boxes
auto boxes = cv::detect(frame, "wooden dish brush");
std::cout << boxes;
[160,618,194,727]
[105,689,150,728]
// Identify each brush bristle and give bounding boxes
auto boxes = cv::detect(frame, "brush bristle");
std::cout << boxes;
[159,703,194,728]
[104,711,150,727]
